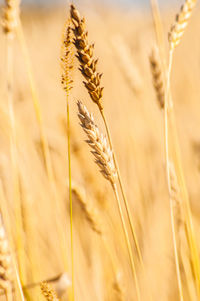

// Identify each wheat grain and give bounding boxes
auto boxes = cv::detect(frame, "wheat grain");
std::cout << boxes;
[149,47,165,109]
[70,4,104,111]
[40,282,59,301]
[169,0,197,50]
[77,101,117,185]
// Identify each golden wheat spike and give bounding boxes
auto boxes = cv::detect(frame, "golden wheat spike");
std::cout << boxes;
[77,101,117,185]
[169,0,197,50]
[40,282,59,301]
[61,18,74,94]
[2,0,20,36]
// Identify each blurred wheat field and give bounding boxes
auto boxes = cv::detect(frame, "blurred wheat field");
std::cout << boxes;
[0,1,200,300]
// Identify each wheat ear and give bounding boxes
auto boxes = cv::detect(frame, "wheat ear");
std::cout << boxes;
[40,282,59,301]
[77,101,140,300]
[61,16,75,299]
[149,47,165,109]
[70,4,143,266]
[169,0,197,51]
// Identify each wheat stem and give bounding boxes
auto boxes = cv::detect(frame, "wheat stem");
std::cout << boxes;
[111,183,140,301]
[100,110,143,265]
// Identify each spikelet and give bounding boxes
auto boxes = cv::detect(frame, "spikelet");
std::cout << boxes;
[2,0,20,36]
[169,0,197,50]
[40,281,59,301]
[70,4,104,111]
[149,47,165,109]
[72,183,102,235]
[77,101,117,185]
[0,214,13,298]
[61,18,74,94]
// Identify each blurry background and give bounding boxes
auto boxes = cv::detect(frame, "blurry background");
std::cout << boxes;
[0,0,200,300]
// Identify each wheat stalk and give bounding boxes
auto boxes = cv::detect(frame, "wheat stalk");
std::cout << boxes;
[70,4,143,266]
[61,16,75,300]
[169,0,197,51]
[149,47,165,109]
[164,0,200,297]
[40,282,59,301]
[77,101,140,300]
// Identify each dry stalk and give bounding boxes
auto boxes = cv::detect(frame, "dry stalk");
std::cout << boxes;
[77,101,140,300]
[149,47,165,109]
[2,0,26,287]
[61,16,76,300]
[72,183,102,235]
[168,162,184,301]
[40,282,59,301]
[71,4,143,266]
[164,0,200,297]
[112,272,124,301]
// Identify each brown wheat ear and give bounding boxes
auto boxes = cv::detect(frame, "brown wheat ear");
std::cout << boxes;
[2,0,20,36]
[168,0,197,50]
[77,101,117,185]
[149,47,165,109]
[70,4,104,111]
[40,281,59,301]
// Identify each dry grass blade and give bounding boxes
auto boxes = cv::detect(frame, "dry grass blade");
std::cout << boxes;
[169,0,197,50]
[149,46,165,109]
[70,4,104,111]
[77,101,117,185]
[40,282,59,301]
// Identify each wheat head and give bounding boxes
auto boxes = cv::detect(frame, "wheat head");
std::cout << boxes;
[168,0,197,50]
[70,4,104,111]
[40,281,59,301]
[2,0,20,36]
[77,101,117,185]
[61,18,74,94]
